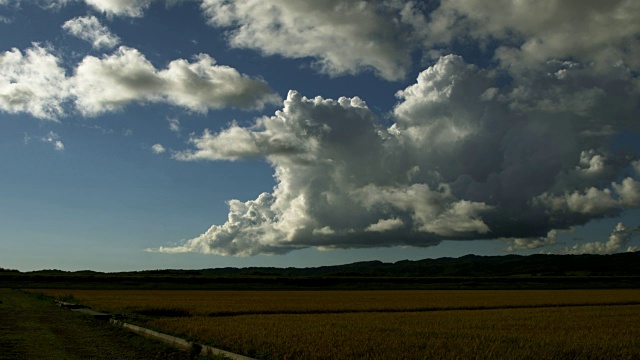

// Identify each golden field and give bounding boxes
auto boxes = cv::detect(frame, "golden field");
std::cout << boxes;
[35,289,640,315]
[152,305,640,360]
[34,289,640,359]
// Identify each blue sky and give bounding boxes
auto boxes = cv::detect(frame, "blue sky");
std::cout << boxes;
[1,0,640,272]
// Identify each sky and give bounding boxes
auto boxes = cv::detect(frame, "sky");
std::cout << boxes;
[1,0,640,272]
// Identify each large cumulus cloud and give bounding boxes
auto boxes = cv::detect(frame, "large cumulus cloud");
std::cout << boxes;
[159,85,495,255]
[153,47,640,255]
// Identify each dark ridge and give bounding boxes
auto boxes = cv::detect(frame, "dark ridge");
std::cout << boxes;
[3,252,640,290]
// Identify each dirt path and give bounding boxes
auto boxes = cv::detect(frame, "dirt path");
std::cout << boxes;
[0,288,211,360]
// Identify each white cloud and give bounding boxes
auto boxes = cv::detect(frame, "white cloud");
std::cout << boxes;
[0,44,68,120]
[40,0,185,17]
[83,0,152,17]
[168,118,180,133]
[71,47,280,116]
[504,230,558,252]
[1,44,278,120]
[426,0,640,74]
[200,0,419,80]
[62,15,120,50]
[365,218,403,233]
[535,177,640,217]
[70,46,163,115]
[43,131,65,151]
[196,1,639,80]
[535,187,618,217]
[561,223,639,255]
[159,53,280,111]
[151,143,166,154]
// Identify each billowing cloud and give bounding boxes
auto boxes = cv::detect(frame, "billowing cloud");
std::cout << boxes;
[0,44,279,119]
[200,0,420,80]
[153,50,640,256]
[161,89,496,255]
[62,15,120,49]
[0,44,68,120]
[534,160,640,218]
[561,223,640,255]
[71,47,280,116]
[16,1,638,256]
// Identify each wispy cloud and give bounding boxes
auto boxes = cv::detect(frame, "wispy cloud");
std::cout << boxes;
[25,131,65,152]
[168,118,180,134]
[62,15,120,50]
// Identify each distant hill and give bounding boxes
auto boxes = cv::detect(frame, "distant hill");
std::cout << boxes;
[7,251,640,277]
[193,252,640,277]
[3,252,640,290]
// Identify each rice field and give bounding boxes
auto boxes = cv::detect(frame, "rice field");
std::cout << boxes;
[34,289,640,359]
[152,305,640,360]
[35,289,640,316]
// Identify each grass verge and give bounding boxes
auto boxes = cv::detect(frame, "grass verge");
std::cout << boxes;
[0,288,224,360]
